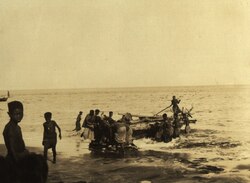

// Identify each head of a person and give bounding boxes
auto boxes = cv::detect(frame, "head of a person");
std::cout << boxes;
[44,112,52,121]
[8,101,24,123]
[89,110,94,116]
[109,111,113,118]
[173,96,176,99]
[162,113,167,120]
[79,111,83,115]
[124,117,131,124]
[95,109,100,115]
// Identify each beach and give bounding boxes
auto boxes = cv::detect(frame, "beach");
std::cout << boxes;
[1,86,250,183]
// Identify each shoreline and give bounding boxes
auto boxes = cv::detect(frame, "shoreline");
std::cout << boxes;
[1,144,249,183]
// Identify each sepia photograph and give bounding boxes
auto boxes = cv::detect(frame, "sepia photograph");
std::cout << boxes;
[1,0,250,182]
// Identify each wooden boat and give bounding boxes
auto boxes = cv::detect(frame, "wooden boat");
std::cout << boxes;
[0,91,10,102]
[88,108,196,155]
[0,97,8,102]
[119,112,197,139]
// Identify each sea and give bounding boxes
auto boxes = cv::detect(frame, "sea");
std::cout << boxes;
[0,85,250,183]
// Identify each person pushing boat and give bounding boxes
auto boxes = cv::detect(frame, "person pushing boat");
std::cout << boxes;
[81,110,95,141]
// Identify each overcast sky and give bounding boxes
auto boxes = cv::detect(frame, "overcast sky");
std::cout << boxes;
[1,0,250,90]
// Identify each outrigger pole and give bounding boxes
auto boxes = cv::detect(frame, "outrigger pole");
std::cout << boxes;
[154,105,171,116]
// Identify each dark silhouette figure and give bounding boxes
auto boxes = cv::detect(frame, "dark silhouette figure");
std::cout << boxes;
[169,96,181,115]
[42,112,61,164]
[73,111,83,132]
[3,101,29,163]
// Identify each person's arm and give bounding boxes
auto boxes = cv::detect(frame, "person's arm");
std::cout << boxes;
[55,122,62,139]
[42,124,46,145]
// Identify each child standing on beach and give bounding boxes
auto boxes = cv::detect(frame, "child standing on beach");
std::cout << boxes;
[3,101,29,163]
[42,112,61,164]
[3,101,29,182]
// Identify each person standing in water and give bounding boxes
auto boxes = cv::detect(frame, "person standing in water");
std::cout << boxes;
[73,111,83,132]
[169,96,181,115]
[182,113,191,134]
[93,109,103,144]
[155,96,182,116]
[161,113,173,143]
[173,113,181,138]
[42,112,61,164]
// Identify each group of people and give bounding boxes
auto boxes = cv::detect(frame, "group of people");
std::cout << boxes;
[153,96,191,143]
[73,109,134,149]
[0,96,189,182]
[154,112,190,143]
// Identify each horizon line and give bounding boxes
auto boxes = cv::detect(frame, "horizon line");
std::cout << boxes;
[1,83,250,92]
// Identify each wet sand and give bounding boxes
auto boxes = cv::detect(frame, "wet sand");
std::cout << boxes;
[1,143,249,183]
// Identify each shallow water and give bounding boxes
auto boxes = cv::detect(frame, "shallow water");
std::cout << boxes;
[0,85,250,182]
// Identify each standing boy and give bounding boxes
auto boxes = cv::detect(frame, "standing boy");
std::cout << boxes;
[3,101,29,182]
[42,112,61,164]
[3,101,29,163]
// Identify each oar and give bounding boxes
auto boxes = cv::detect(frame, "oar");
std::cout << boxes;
[154,105,171,116]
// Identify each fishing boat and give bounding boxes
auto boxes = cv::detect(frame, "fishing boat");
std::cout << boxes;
[0,91,10,102]
[0,97,8,102]
[128,113,197,139]
[88,106,196,155]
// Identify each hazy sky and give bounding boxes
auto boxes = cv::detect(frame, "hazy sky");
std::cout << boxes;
[1,0,250,90]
